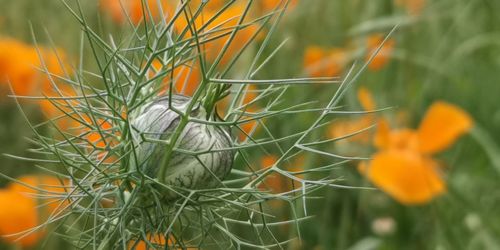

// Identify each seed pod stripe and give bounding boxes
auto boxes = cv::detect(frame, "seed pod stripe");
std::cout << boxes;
[131,95,234,199]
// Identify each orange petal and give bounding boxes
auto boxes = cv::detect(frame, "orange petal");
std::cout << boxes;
[192,0,226,10]
[258,155,283,193]
[0,38,70,97]
[99,0,128,24]
[261,155,278,169]
[357,87,376,111]
[395,0,427,16]
[366,34,395,71]
[209,4,259,66]
[304,46,346,77]
[0,191,41,247]
[357,161,369,175]
[374,119,420,151]
[238,118,258,142]
[417,101,473,154]
[260,172,285,193]
[173,3,258,66]
[242,84,258,106]
[173,65,201,96]
[328,117,373,144]
[366,150,446,205]
[149,60,201,97]
[259,0,299,13]
[288,154,305,185]
[374,118,391,149]
[10,176,69,214]
[129,233,167,250]
[100,0,174,25]
[303,46,323,77]
[39,85,80,131]
[85,118,114,148]
[0,175,66,248]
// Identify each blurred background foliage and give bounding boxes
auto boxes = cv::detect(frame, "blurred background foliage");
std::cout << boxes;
[0,0,500,249]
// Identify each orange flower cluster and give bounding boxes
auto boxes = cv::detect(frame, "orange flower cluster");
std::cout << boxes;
[101,1,263,66]
[150,59,201,97]
[256,0,300,13]
[79,114,123,166]
[129,234,166,250]
[359,102,473,205]
[235,84,260,141]
[303,46,348,78]
[329,87,377,144]
[0,37,77,130]
[258,154,304,195]
[85,118,116,149]
[128,233,197,250]
[100,0,300,25]
[0,37,69,97]
[212,84,260,141]
[149,61,261,138]
[303,33,394,77]
[0,176,69,247]
[173,3,260,66]
[99,0,172,24]
[365,34,396,71]
[395,0,426,16]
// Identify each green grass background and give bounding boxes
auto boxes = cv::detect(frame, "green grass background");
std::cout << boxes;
[1,0,499,249]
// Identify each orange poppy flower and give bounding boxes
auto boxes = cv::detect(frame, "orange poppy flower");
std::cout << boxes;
[129,233,197,250]
[395,0,426,16]
[80,116,120,164]
[12,176,70,213]
[0,38,68,97]
[213,84,260,141]
[365,34,395,71]
[0,39,64,91]
[0,176,69,247]
[85,118,115,149]
[0,37,76,131]
[257,0,299,13]
[150,60,202,96]
[99,0,127,24]
[129,234,166,250]
[174,3,259,66]
[130,0,174,24]
[366,149,445,204]
[235,85,260,141]
[39,84,81,131]
[357,87,376,111]
[238,113,259,141]
[170,65,201,96]
[0,38,39,96]
[304,46,348,78]
[287,154,305,188]
[328,87,376,144]
[258,155,286,196]
[417,102,473,154]
[257,154,304,194]
[101,1,258,66]
[361,102,473,205]
[100,0,173,25]
[187,0,226,10]
[37,47,75,130]
[0,190,39,247]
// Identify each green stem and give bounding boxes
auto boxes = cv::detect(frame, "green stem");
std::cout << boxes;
[157,115,189,182]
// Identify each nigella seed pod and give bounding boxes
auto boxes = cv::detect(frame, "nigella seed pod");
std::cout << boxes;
[131,95,234,197]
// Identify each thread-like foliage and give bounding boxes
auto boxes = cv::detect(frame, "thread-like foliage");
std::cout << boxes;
[7,0,374,248]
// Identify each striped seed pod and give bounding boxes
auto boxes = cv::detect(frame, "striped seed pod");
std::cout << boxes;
[131,95,234,198]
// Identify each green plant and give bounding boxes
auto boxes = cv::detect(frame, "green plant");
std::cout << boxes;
[5,0,382,248]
